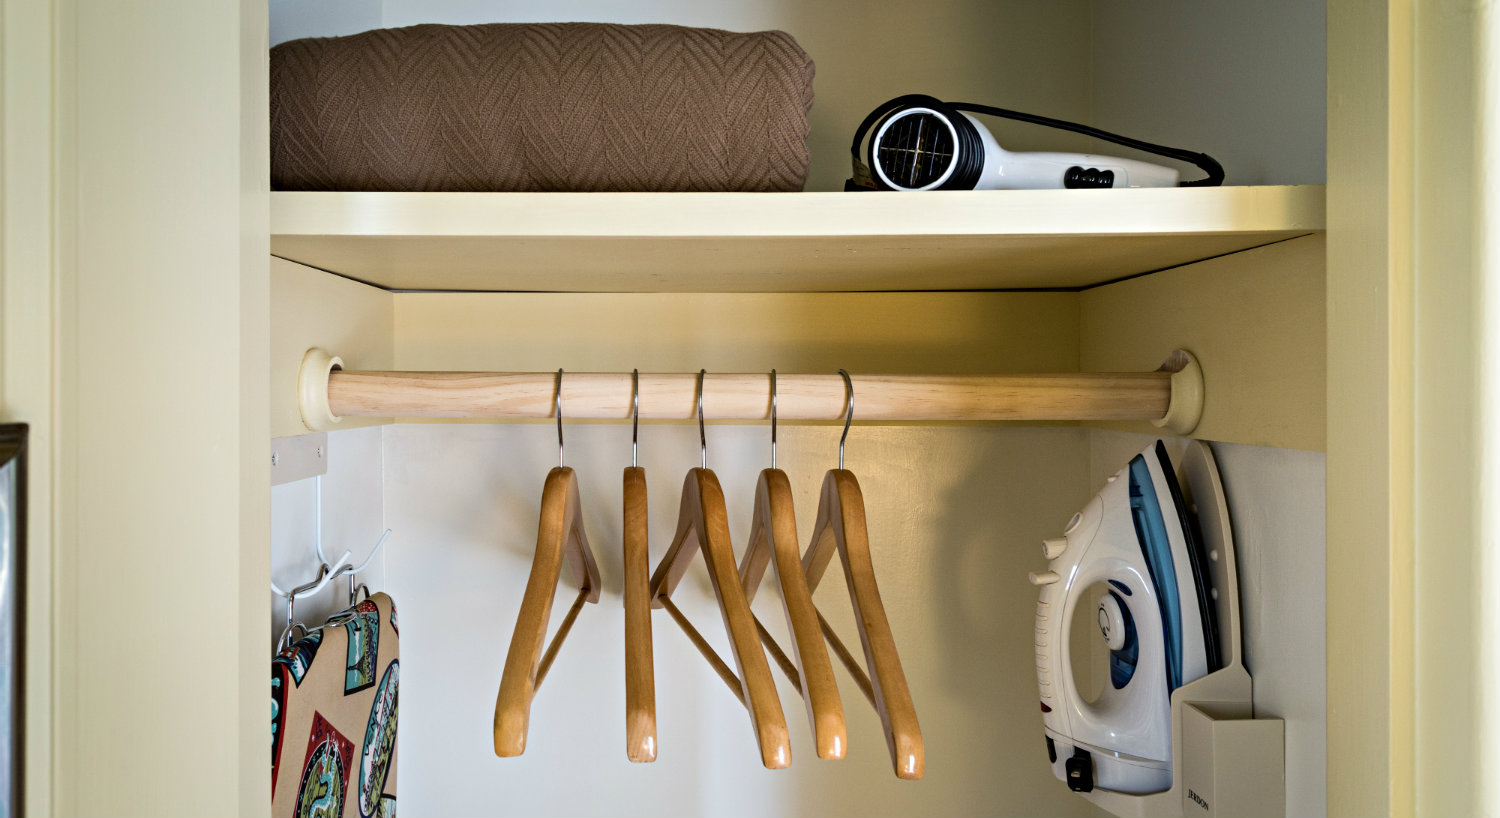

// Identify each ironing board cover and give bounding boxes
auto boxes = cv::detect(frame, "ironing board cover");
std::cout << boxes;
[272,592,399,818]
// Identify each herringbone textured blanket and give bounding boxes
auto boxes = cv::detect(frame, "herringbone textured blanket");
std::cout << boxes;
[271,23,815,192]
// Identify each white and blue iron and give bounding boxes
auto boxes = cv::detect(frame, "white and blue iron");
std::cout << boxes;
[1031,441,1223,795]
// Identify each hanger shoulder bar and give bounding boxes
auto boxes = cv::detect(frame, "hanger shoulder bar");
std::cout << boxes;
[533,588,590,690]
[753,615,802,690]
[622,466,657,763]
[648,471,706,606]
[741,469,848,761]
[807,469,925,780]
[650,468,792,769]
[562,470,602,603]
[817,608,877,708]
[692,469,792,770]
[494,466,599,757]
[802,476,841,592]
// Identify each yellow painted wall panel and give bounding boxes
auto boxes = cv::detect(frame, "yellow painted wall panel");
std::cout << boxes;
[391,291,1080,379]
[57,0,272,813]
[270,258,394,438]
[237,0,271,809]
[1327,1,1407,813]
[1080,235,1326,452]
[2,0,59,811]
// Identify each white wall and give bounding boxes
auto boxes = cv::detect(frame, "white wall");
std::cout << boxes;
[268,0,380,46]
[270,425,387,646]
[1089,1,1327,185]
[378,422,1094,817]
[270,423,1329,816]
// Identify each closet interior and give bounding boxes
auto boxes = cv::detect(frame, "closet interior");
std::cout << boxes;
[267,2,1327,816]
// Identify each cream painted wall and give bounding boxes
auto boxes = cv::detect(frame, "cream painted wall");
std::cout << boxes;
[272,422,1327,815]
[1,0,59,811]
[381,421,1094,817]
[48,0,271,813]
[391,291,1079,376]
[5,0,274,811]
[0,0,1360,813]
[261,1,1332,813]
[1326,2,1406,813]
[266,277,1328,815]
[262,280,1097,813]
[270,258,393,438]
[1474,7,1500,814]
[1081,236,1326,452]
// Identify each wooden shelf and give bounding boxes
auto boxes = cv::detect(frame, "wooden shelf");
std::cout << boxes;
[269,186,1324,293]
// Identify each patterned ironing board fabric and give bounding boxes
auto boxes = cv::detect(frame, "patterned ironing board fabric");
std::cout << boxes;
[273,592,399,818]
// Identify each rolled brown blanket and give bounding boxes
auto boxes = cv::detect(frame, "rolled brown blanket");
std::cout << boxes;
[270,22,815,192]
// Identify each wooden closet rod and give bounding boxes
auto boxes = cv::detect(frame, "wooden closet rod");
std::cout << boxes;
[298,349,1204,432]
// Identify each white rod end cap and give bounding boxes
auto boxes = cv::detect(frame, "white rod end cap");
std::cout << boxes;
[1152,349,1203,436]
[298,348,344,432]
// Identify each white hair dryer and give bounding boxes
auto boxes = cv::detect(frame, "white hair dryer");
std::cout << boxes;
[848,94,1224,191]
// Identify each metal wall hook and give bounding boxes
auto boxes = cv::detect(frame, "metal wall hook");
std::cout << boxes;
[336,528,391,605]
[556,368,565,469]
[838,369,853,470]
[274,470,392,638]
[271,548,351,600]
[697,369,708,470]
[770,369,778,469]
[631,369,640,468]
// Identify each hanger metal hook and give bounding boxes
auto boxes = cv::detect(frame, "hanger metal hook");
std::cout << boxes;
[278,562,333,653]
[697,369,708,470]
[631,369,640,468]
[838,369,853,470]
[556,368,565,469]
[770,369,778,469]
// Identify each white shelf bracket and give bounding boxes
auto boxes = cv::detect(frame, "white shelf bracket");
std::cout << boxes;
[270,432,328,486]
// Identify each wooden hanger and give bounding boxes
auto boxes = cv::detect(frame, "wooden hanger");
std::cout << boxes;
[623,371,657,763]
[737,371,848,760]
[801,371,924,779]
[649,371,791,769]
[494,371,603,757]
